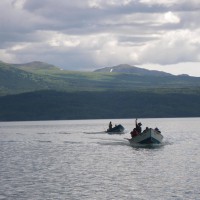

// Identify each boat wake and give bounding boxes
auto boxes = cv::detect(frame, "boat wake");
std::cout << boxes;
[83,131,106,134]
[57,131,71,135]
[37,140,52,143]
[63,141,82,144]
[96,140,129,147]
[37,132,47,135]
[161,140,174,146]
[130,143,164,149]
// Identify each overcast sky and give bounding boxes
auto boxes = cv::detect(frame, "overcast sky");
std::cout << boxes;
[1,0,200,76]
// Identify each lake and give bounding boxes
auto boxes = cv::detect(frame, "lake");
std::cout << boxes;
[0,118,200,200]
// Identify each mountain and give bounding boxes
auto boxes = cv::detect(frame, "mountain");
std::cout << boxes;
[0,61,200,96]
[94,64,173,76]
[0,60,200,120]
[11,61,61,73]
[0,61,52,95]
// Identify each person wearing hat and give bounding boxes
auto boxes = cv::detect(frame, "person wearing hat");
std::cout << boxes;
[135,118,142,133]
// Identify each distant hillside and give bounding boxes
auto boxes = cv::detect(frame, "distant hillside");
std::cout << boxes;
[0,61,53,95]
[0,90,199,121]
[0,61,200,96]
[94,64,173,76]
[11,61,61,73]
[0,60,200,120]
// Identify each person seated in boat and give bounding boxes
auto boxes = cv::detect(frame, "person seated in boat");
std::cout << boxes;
[144,127,149,133]
[155,127,161,133]
[108,121,112,131]
[131,128,138,137]
[135,118,142,133]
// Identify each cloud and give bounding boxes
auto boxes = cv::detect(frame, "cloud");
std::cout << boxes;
[138,29,200,64]
[0,0,200,74]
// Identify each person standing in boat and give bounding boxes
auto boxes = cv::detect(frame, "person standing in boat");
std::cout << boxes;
[130,119,142,138]
[109,121,112,131]
[135,118,142,133]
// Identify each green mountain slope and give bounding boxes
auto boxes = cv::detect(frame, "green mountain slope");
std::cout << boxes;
[0,62,52,95]
[0,60,200,120]
[94,64,173,76]
[1,61,200,96]
[12,61,61,73]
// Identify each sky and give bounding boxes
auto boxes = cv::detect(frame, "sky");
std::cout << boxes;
[1,0,200,76]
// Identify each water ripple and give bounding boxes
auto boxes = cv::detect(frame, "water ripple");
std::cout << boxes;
[0,118,200,200]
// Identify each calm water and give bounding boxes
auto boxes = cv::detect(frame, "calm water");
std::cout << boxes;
[0,118,200,200]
